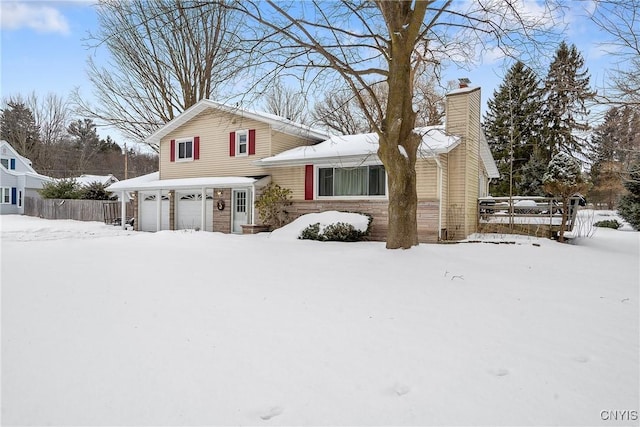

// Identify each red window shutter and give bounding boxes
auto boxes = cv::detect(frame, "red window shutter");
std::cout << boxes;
[229,132,236,157]
[170,139,175,162]
[249,129,256,155]
[194,136,200,160]
[304,165,314,200]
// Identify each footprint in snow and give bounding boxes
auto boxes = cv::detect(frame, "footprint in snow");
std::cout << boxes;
[260,406,283,421]
[489,368,510,377]
[395,383,411,396]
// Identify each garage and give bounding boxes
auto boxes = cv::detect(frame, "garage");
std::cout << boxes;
[139,192,170,232]
[175,191,214,231]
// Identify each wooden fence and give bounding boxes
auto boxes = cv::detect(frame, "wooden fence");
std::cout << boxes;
[24,197,133,224]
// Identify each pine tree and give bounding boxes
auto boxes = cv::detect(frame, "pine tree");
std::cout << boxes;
[0,100,41,164]
[540,41,595,161]
[589,106,640,208]
[483,61,543,196]
[618,161,640,229]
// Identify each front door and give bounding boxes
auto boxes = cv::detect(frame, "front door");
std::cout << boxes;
[232,189,248,233]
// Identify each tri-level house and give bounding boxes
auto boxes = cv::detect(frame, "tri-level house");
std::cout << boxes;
[0,140,52,215]
[108,84,499,241]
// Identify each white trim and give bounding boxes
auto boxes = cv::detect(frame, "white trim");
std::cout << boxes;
[235,129,249,157]
[231,188,249,233]
[201,188,206,231]
[144,100,329,147]
[1,187,11,204]
[175,137,195,162]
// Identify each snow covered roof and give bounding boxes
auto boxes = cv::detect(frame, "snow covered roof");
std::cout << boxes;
[73,174,119,187]
[446,85,480,96]
[145,100,330,147]
[106,172,259,192]
[257,126,461,167]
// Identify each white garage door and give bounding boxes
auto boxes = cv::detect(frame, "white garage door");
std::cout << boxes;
[176,191,213,231]
[139,192,170,232]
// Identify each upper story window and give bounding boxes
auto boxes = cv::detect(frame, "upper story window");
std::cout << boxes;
[229,129,255,157]
[1,158,15,169]
[177,138,193,161]
[236,130,248,156]
[318,164,386,198]
[170,137,199,162]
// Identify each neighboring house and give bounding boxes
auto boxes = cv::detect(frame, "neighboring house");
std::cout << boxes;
[0,140,53,215]
[72,174,119,188]
[108,85,499,241]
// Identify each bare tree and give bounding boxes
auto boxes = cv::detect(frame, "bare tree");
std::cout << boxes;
[313,71,444,134]
[313,88,372,135]
[591,0,640,106]
[74,0,244,151]
[225,0,561,248]
[263,79,309,124]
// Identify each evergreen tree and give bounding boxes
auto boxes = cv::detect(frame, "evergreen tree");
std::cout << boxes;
[67,118,101,173]
[0,100,41,164]
[483,61,543,196]
[589,106,640,208]
[618,161,640,229]
[540,41,595,161]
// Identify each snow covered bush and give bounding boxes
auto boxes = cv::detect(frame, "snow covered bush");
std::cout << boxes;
[594,219,621,229]
[300,221,370,242]
[255,183,292,229]
[617,161,640,230]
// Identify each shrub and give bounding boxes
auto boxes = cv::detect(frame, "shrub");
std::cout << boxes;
[255,183,292,229]
[594,219,621,229]
[617,161,640,230]
[79,182,116,200]
[321,222,366,241]
[299,213,373,242]
[39,179,81,199]
[299,222,321,240]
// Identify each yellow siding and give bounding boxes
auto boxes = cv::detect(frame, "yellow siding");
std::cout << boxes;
[268,166,306,200]
[270,130,315,156]
[160,109,273,179]
[438,153,449,230]
[465,89,481,235]
[415,158,438,199]
[444,87,482,239]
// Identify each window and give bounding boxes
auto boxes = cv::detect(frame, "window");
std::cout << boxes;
[177,139,193,161]
[1,158,8,169]
[1,188,10,204]
[318,165,386,197]
[236,130,248,156]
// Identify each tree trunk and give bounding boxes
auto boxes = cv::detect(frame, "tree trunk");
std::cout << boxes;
[385,153,419,249]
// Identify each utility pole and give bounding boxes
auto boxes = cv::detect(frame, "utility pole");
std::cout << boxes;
[124,142,128,180]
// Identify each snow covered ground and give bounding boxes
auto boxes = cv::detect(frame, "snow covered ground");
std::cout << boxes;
[1,213,638,426]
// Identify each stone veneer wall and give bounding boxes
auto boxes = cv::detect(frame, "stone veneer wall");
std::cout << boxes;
[212,188,232,233]
[286,199,441,243]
